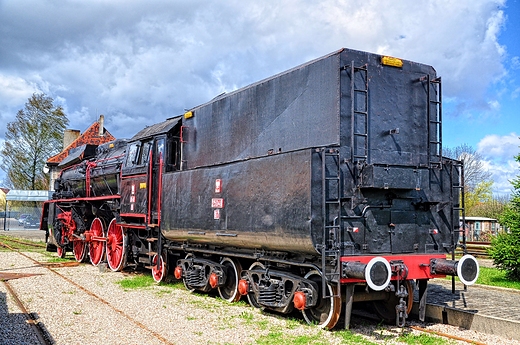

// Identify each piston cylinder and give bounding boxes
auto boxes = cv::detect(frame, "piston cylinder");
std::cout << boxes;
[342,257,392,291]
[430,254,479,285]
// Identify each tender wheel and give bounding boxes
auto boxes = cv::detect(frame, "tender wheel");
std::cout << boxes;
[246,262,266,309]
[89,217,105,266]
[73,240,88,262]
[218,257,242,302]
[57,246,66,258]
[106,219,126,272]
[151,253,167,283]
[302,270,342,329]
[372,280,414,324]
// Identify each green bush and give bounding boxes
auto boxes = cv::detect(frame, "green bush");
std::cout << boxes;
[489,193,520,280]
[488,231,520,281]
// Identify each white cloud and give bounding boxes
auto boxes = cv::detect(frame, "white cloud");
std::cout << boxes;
[0,0,508,138]
[0,0,512,189]
[0,75,39,107]
[478,133,520,160]
[478,133,520,194]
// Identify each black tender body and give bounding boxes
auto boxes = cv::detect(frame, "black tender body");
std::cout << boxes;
[161,48,456,257]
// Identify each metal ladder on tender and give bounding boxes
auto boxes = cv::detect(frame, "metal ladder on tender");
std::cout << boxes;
[451,161,466,292]
[319,148,342,295]
[350,62,369,164]
[427,75,442,168]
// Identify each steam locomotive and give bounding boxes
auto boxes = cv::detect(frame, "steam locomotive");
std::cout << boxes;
[41,48,479,329]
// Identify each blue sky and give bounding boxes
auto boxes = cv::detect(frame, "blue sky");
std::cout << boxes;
[0,0,519,195]
[443,0,520,194]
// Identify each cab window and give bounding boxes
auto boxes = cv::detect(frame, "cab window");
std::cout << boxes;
[140,141,153,165]
[125,143,139,167]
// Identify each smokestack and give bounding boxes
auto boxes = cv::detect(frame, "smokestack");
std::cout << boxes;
[98,114,105,136]
[63,129,80,149]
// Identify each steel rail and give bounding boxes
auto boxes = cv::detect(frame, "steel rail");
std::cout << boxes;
[0,237,46,249]
[1,280,53,345]
[410,325,487,345]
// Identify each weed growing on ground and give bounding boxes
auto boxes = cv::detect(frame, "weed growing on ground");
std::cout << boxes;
[117,274,156,290]
[397,331,454,345]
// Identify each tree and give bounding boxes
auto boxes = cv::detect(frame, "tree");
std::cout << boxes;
[0,190,6,211]
[0,93,69,190]
[470,194,508,220]
[489,151,520,280]
[464,180,493,216]
[444,144,492,192]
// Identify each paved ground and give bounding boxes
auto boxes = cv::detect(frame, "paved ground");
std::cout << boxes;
[424,277,520,321]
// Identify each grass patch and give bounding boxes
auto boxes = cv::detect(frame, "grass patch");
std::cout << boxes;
[44,256,73,263]
[117,274,186,290]
[117,274,156,289]
[398,332,453,345]
[255,332,332,345]
[335,329,379,345]
[476,267,520,289]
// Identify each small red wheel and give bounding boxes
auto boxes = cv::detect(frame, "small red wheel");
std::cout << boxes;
[106,219,126,272]
[151,254,166,283]
[89,218,105,266]
[57,246,66,259]
[73,240,87,262]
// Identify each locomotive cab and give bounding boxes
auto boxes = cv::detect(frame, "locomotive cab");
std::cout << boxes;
[120,116,183,224]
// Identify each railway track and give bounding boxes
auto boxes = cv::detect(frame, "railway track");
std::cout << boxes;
[1,237,506,345]
[0,239,174,345]
[0,235,46,250]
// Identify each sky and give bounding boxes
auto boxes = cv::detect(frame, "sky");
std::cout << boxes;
[0,0,519,195]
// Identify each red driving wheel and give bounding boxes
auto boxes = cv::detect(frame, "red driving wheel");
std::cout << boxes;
[106,219,126,271]
[89,218,105,266]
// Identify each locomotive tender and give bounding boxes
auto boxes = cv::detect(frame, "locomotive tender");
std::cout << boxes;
[41,48,479,329]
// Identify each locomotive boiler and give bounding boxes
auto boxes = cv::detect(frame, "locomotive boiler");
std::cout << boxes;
[41,48,479,329]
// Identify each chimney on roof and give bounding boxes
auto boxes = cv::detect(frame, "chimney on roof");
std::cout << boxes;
[63,129,80,149]
[98,115,105,137]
